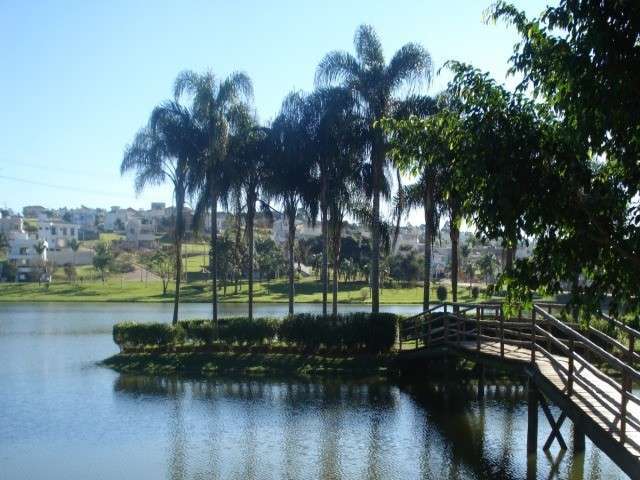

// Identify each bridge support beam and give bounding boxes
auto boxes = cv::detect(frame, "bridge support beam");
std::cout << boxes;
[573,424,585,452]
[527,379,538,454]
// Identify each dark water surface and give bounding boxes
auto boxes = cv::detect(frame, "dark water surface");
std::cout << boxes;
[0,303,628,479]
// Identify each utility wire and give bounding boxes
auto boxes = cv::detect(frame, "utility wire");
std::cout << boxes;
[0,174,136,199]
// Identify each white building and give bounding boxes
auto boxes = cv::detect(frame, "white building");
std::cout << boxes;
[7,231,49,281]
[0,214,24,240]
[126,217,156,247]
[33,221,79,251]
[105,206,136,231]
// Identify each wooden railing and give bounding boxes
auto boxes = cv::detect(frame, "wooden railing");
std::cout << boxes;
[399,302,640,449]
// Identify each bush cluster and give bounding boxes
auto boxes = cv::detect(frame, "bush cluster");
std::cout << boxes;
[113,322,176,350]
[113,313,398,353]
[278,312,396,353]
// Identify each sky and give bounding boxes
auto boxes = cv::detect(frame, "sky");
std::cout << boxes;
[0,0,548,224]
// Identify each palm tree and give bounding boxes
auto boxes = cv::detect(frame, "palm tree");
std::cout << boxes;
[68,238,80,266]
[315,24,432,313]
[228,106,268,321]
[33,240,47,284]
[301,87,361,317]
[264,92,314,314]
[121,100,203,324]
[173,70,253,329]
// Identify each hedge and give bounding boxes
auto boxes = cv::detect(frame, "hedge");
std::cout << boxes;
[113,322,178,350]
[113,313,398,353]
[279,313,397,353]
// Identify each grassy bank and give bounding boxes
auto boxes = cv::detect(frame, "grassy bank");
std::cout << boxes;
[0,277,486,304]
[102,350,394,376]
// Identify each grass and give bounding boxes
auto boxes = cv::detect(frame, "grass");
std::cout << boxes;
[0,276,490,304]
[102,350,394,376]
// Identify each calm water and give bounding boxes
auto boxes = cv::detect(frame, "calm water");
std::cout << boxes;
[0,302,628,479]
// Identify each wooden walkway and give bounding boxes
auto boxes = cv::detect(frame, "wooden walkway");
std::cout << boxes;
[398,303,640,479]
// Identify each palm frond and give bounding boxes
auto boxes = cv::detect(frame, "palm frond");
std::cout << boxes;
[353,24,385,69]
[315,51,360,87]
[385,43,433,92]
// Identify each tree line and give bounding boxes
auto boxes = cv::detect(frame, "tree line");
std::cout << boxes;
[122,1,640,325]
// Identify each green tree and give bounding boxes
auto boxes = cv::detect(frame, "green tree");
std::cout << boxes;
[489,1,640,315]
[174,70,253,327]
[63,263,76,282]
[229,107,268,320]
[142,247,175,296]
[92,242,112,283]
[316,24,433,314]
[264,92,315,314]
[68,238,80,269]
[121,100,204,324]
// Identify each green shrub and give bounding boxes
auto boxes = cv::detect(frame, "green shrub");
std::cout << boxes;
[471,286,480,299]
[436,285,447,302]
[485,284,495,297]
[278,313,397,353]
[181,319,215,344]
[220,317,278,345]
[113,322,176,350]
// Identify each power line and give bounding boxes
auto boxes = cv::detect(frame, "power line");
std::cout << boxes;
[0,159,117,178]
[0,174,136,199]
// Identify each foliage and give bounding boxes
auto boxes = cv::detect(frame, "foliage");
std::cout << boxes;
[63,263,76,282]
[436,285,447,302]
[389,247,423,282]
[141,247,175,295]
[113,322,177,350]
[487,1,640,316]
[255,237,285,280]
[278,312,397,353]
[471,286,480,300]
[92,242,113,282]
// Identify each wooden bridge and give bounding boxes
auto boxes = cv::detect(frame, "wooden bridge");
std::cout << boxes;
[398,302,640,479]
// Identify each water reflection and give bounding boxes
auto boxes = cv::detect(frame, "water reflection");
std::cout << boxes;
[111,375,626,480]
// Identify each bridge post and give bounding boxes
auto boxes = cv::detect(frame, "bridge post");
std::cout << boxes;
[573,424,585,452]
[476,306,481,352]
[499,305,505,358]
[531,308,536,364]
[568,338,574,395]
[527,379,539,454]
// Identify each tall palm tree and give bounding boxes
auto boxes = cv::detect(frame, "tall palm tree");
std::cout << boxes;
[121,100,203,324]
[316,24,432,313]
[173,70,253,329]
[228,106,268,321]
[264,92,314,315]
[301,87,361,317]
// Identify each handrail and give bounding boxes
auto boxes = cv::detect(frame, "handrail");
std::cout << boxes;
[534,306,640,381]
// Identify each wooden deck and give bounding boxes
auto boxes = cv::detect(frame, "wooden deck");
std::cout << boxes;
[398,303,640,479]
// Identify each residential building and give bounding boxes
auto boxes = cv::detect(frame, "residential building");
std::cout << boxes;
[126,217,157,248]
[33,221,79,251]
[0,214,24,240]
[104,206,136,231]
[7,231,48,281]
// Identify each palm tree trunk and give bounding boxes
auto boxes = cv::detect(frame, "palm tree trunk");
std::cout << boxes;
[247,199,255,321]
[234,208,241,294]
[173,188,185,325]
[321,178,328,318]
[287,207,296,315]
[423,184,434,312]
[450,216,459,305]
[210,191,218,331]
[370,142,384,314]
[331,227,340,316]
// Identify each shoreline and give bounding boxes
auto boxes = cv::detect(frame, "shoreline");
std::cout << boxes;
[102,350,397,376]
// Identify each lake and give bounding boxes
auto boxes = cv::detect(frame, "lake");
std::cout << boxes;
[0,302,628,479]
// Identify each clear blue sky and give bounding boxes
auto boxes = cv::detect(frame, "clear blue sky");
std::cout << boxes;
[0,0,547,223]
